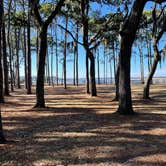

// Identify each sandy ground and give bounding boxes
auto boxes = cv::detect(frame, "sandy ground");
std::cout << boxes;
[0,84,166,166]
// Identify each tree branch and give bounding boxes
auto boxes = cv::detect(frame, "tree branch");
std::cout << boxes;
[30,0,43,27]
[45,0,65,26]
[57,24,84,46]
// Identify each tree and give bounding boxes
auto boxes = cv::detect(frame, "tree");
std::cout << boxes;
[27,0,32,94]
[30,0,65,108]
[0,0,6,144]
[117,0,166,115]
[143,4,166,99]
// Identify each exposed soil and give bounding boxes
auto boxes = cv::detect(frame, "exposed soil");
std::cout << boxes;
[0,84,166,166]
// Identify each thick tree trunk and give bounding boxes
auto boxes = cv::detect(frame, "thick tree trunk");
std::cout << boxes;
[35,27,47,108]
[2,22,10,96]
[117,0,147,115]
[117,43,134,114]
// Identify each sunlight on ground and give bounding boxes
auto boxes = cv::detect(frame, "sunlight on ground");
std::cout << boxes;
[0,84,166,166]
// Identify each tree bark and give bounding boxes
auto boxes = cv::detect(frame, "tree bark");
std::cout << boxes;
[89,50,97,96]
[15,28,21,89]
[0,0,6,143]
[27,0,32,94]
[2,21,10,96]
[112,61,119,101]
[63,17,68,89]
[35,27,48,108]
[117,0,147,114]
[86,53,90,93]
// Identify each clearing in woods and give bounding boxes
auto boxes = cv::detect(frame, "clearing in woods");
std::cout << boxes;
[0,84,166,166]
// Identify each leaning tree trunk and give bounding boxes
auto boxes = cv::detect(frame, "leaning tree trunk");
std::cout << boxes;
[143,52,159,99]
[89,51,97,96]
[35,27,48,108]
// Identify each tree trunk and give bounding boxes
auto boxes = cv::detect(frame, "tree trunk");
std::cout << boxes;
[0,0,6,144]
[89,51,97,96]
[76,25,79,86]
[0,29,4,103]
[27,1,32,94]
[97,48,100,84]
[112,61,119,101]
[138,44,144,84]
[55,27,58,86]
[35,27,48,108]
[0,105,6,143]
[117,43,133,114]
[63,17,68,89]
[117,0,147,115]
[15,28,21,89]
[2,21,9,96]
[73,41,76,86]
[86,53,90,93]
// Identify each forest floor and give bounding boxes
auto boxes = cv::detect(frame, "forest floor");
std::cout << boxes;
[0,84,166,166]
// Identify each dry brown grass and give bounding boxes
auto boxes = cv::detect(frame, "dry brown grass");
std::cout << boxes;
[0,84,166,166]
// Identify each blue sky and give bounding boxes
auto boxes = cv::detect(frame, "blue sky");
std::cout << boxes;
[19,1,166,79]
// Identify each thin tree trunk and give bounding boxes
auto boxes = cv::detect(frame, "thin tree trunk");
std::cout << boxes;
[27,0,32,94]
[97,48,100,84]
[76,25,79,86]
[63,17,68,89]
[86,53,90,93]
[89,50,97,96]
[2,21,9,96]
[55,26,58,86]
[138,44,144,84]
[112,61,119,101]
[15,28,21,89]
[0,28,4,103]
[7,0,14,91]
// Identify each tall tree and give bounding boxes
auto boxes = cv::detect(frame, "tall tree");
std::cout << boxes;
[0,0,6,144]
[117,0,166,115]
[143,4,166,99]
[2,5,10,96]
[27,0,32,94]
[30,0,65,107]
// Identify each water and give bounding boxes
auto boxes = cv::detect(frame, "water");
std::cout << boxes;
[20,76,166,85]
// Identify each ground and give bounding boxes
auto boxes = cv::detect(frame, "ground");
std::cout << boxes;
[0,84,166,166]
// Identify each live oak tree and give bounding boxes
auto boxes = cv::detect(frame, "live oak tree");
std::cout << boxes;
[30,0,65,107]
[143,4,166,99]
[117,0,166,115]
